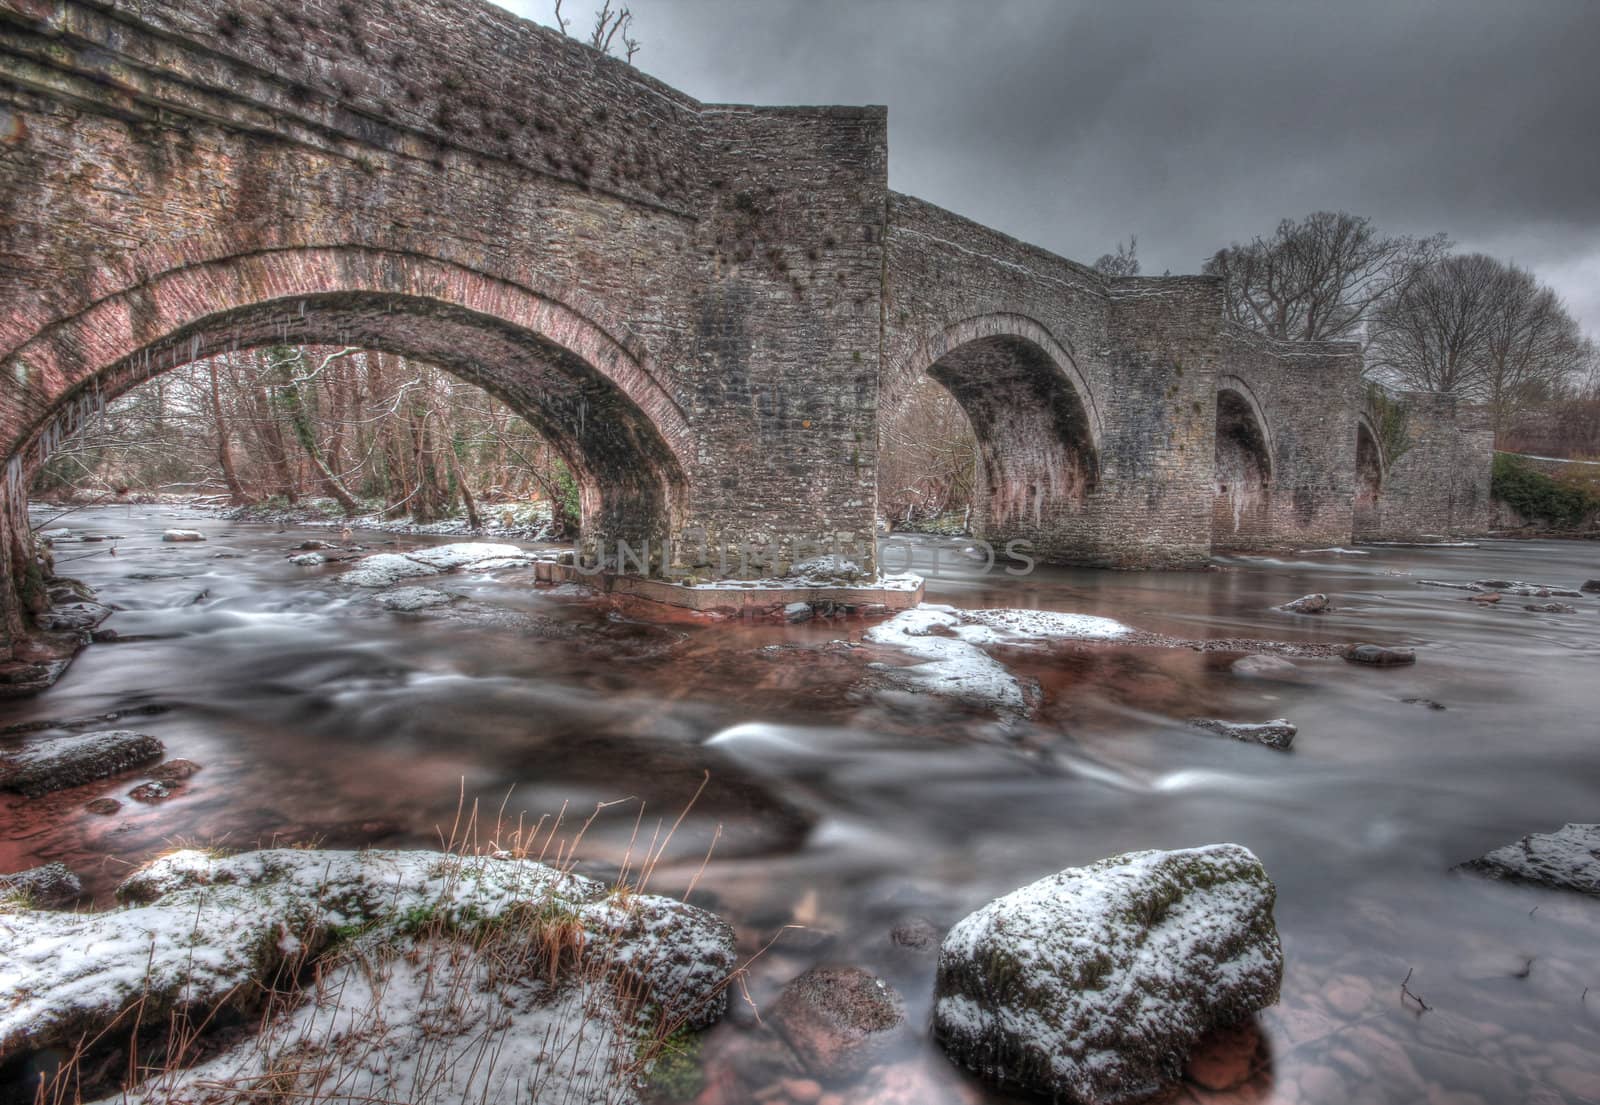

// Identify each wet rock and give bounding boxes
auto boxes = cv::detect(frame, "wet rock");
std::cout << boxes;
[1184,1019,1266,1092]
[1345,644,1416,667]
[1403,697,1447,710]
[933,844,1282,1105]
[888,916,940,953]
[35,601,113,634]
[146,759,202,783]
[1189,717,1296,750]
[0,863,82,908]
[1468,592,1501,604]
[0,730,165,796]
[128,780,175,803]
[84,797,121,816]
[46,580,95,605]
[288,552,325,566]
[1458,823,1600,897]
[1280,593,1330,614]
[161,529,205,542]
[1232,653,1297,678]
[770,965,907,1080]
[1581,580,1600,593]
[295,540,338,550]
[1523,602,1575,613]
[375,586,453,611]
[90,628,119,643]
[784,601,814,623]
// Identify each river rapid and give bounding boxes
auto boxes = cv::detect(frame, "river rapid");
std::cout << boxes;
[5,504,1599,1105]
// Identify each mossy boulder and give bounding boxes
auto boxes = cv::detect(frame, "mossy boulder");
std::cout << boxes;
[933,844,1283,1104]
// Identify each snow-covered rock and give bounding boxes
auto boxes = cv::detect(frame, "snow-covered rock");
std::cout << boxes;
[933,844,1283,1104]
[0,863,81,907]
[863,604,1131,715]
[341,543,533,588]
[161,529,205,542]
[1189,718,1297,751]
[1459,823,1600,897]
[287,552,325,566]
[1,848,736,1100]
[340,553,442,588]
[374,586,454,611]
[0,730,165,796]
[1279,593,1330,614]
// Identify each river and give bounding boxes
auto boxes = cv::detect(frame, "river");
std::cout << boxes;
[4,504,1598,1105]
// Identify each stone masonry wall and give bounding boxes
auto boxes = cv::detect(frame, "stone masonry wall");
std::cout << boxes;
[883,195,1221,567]
[0,0,886,586]
[1355,392,1495,541]
[1213,326,1364,550]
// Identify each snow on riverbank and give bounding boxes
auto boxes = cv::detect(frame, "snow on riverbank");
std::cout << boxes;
[2,848,735,1104]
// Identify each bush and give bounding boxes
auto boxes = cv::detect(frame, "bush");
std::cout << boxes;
[1492,453,1600,528]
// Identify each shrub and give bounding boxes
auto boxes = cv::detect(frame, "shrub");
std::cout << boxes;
[1492,453,1600,528]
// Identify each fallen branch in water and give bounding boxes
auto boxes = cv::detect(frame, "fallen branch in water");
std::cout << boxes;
[1400,967,1431,1014]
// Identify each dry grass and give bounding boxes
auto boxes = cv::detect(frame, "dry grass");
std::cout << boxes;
[26,779,751,1105]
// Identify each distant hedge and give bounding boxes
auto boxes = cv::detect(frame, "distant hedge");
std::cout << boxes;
[1492,453,1600,528]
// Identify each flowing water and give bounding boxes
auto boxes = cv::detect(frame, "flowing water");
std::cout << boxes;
[5,504,1600,1105]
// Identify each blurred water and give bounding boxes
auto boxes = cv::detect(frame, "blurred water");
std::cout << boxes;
[5,505,1600,1104]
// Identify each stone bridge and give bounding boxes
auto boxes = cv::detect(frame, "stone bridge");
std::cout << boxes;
[0,0,1492,659]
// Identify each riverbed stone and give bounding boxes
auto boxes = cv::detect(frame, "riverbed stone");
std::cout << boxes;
[1344,644,1416,667]
[1232,654,1298,678]
[1458,823,1600,897]
[375,586,453,611]
[1281,593,1330,614]
[146,759,202,783]
[161,529,205,542]
[0,863,82,907]
[1523,602,1574,613]
[0,730,165,796]
[784,601,814,623]
[1189,717,1297,750]
[1184,1019,1266,1091]
[769,965,907,1080]
[933,844,1283,1104]
[1581,580,1600,594]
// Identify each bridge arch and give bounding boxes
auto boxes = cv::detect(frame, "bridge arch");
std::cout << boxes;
[886,313,1102,541]
[1212,374,1275,546]
[2,247,693,545]
[1353,412,1386,534]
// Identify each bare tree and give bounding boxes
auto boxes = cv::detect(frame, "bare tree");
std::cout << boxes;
[1477,264,1586,431]
[555,0,639,62]
[1204,211,1448,343]
[1368,253,1587,432]
[1093,237,1141,277]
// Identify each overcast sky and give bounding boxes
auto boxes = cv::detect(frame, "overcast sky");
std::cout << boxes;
[494,0,1600,335]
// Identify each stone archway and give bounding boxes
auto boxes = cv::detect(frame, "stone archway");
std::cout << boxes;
[0,248,694,663]
[1212,381,1274,549]
[891,315,1102,551]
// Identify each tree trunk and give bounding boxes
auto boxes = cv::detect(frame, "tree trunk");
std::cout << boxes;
[270,350,360,516]
[207,361,251,506]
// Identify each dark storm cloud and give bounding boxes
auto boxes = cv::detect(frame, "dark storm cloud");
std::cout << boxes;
[498,0,1600,331]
